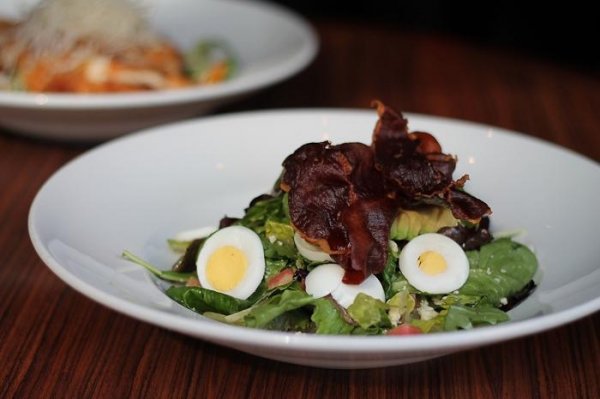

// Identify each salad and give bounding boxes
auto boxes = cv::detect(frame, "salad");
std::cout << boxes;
[123,102,538,335]
[0,0,235,92]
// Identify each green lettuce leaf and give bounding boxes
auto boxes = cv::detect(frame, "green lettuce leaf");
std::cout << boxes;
[381,244,414,298]
[166,286,250,314]
[263,309,314,332]
[243,290,316,328]
[265,219,295,243]
[311,297,355,335]
[387,289,416,325]
[347,293,391,330]
[460,238,537,305]
[410,304,508,332]
[264,258,289,280]
[262,220,297,258]
[443,305,509,330]
[238,193,298,259]
[433,293,482,308]
[410,312,446,333]
[240,194,289,232]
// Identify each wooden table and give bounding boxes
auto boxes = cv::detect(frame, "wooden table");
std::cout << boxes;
[1,19,599,398]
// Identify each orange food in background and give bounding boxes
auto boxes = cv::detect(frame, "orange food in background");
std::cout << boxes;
[0,0,233,94]
[14,42,192,92]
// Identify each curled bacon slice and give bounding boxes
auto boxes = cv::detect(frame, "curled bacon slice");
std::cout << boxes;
[281,142,356,254]
[333,198,397,283]
[281,102,491,283]
[372,102,454,197]
[372,101,490,221]
[281,142,394,283]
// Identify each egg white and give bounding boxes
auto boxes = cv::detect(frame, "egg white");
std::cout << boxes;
[304,263,385,308]
[196,225,265,300]
[304,263,344,298]
[294,232,334,262]
[398,233,469,294]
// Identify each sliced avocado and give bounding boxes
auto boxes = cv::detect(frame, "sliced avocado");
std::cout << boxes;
[390,206,458,240]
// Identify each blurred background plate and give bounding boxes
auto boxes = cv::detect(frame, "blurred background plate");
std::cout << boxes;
[0,0,318,140]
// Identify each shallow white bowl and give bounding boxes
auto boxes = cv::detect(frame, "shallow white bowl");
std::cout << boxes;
[0,0,318,140]
[29,109,600,368]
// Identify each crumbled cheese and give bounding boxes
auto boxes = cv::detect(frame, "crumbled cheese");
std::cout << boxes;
[388,240,399,255]
[267,235,277,244]
[388,307,401,326]
[500,297,508,305]
[417,299,438,321]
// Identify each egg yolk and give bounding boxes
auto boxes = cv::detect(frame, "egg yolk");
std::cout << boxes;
[206,245,248,291]
[418,251,447,275]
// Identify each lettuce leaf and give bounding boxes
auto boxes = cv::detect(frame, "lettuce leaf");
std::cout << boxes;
[166,286,251,314]
[411,304,508,332]
[240,194,290,232]
[265,258,289,280]
[387,289,416,325]
[347,293,391,330]
[263,309,314,332]
[460,238,537,305]
[311,297,355,334]
[242,290,359,334]
[443,305,509,330]
[238,193,298,259]
[381,245,412,298]
[243,290,316,328]
[262,220,297,258]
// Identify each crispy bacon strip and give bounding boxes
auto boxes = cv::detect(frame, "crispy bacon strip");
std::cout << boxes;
[281,102,491,283]
[371,101,490,221]
[281,142,394,282]
[281,142,355,254]
[372,101,455,197]
[333,198,396,283]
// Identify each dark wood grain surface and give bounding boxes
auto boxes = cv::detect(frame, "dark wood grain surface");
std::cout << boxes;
[1,19,599,398]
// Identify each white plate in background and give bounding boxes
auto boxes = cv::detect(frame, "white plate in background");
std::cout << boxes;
[0,0,318,140]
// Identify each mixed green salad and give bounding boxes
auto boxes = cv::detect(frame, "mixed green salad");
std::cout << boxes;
[123,104,538,336]
[123,181,537,337]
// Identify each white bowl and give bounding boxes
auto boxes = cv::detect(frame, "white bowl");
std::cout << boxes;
[0,0,318,140]
[28,109,600,368]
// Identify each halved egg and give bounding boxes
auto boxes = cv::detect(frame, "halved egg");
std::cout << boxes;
[304,263,385,308]
[196,225,265,300]
[398,233,469,294]
[294,231,334,262]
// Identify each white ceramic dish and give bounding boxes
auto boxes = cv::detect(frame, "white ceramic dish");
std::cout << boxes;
[29,109,600,368]
[0,0,318,140]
